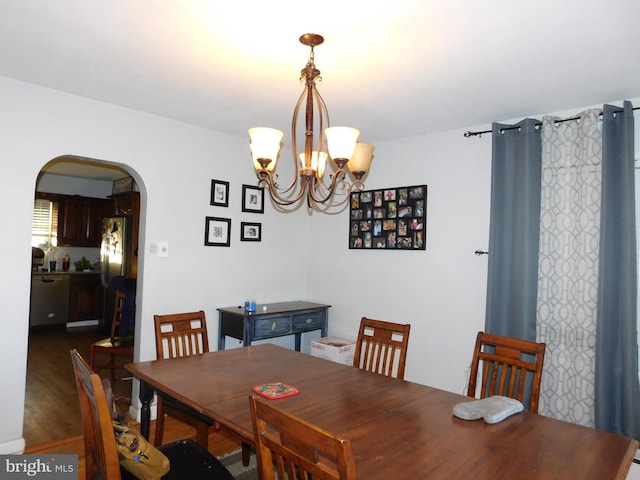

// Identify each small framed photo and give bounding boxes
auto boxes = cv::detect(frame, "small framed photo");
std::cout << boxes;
[204,216,231,247]
[241,222,262,242]
[210,179,229,207]
[242,184,264,213]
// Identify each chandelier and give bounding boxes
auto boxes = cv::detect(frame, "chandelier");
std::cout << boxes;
[249,33,375,209]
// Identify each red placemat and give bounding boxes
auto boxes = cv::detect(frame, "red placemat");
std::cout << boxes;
[253,382,300,399]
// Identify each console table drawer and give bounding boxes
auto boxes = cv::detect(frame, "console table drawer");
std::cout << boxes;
[254,316,292,339]
[292,311,325,331]
[217,301,330,352]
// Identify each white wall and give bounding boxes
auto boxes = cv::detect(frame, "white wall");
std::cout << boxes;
[3,74,638,455]
[307,129,492,394]
[0,76,308,453]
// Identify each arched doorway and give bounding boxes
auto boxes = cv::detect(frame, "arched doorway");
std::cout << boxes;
[25,155,144,447]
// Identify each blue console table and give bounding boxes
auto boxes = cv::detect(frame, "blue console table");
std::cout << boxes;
[217,301,330,351]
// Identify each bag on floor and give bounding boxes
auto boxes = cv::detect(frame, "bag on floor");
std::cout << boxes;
[113,417,170,480]
[103,378,170,479]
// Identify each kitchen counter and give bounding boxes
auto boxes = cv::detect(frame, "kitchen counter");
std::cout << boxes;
[30,271,103,326]
[32,270,99,275]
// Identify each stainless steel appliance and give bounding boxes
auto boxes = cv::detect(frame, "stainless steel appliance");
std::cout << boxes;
[31,247,45,271]
[101,216,134,330]
[30,274,70,326]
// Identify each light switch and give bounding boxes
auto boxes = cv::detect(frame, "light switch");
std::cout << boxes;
[158,241,169,257]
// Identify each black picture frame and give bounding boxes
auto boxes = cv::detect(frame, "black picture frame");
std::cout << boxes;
[242,184,264,213]
[240,222,262,242]
[349,184,427,250]
[204,216,231,247]
[210,179,229,207]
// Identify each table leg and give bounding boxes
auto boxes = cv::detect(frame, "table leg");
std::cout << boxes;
[138,380,154,440]
[217,314,225,350]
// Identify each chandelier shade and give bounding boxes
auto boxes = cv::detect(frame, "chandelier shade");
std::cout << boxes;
[248,33,374,209]
[325,127,360,164]
[298,151,328,179]
[249,127,283,172]
[349,143,375,178]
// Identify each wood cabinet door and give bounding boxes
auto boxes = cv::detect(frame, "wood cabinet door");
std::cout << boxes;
[81,198,110,247]
[56,196,110,247]
[68,274,103,322]
[57,196,83,246]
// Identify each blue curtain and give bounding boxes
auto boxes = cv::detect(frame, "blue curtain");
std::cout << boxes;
[595,101,640,439]
[484,119,542,341]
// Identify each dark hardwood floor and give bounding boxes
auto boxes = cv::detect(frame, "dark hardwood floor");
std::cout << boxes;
[24,323,242,480]
[24,324,241,459]
[24,324,133,447]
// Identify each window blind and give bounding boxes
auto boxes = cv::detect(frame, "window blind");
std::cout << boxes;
[32,198,58,247]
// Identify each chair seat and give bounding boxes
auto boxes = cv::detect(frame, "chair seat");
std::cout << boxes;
[120,439,234,480]
[93,336,134,349]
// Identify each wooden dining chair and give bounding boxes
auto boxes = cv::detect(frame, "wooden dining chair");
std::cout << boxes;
[154,311,251,464]
[70,349,234,480]
[467,331,546,413]
[249,395,358,480]
[89,290,134,382]
[352,317,411,380]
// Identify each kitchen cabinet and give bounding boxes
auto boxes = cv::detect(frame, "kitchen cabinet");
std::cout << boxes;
[68,273,103,323]
[30,272,102,326]
[36,193,110,248]
[58,196,111,247]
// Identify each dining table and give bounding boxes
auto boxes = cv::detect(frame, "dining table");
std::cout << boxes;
[125,343,638,479]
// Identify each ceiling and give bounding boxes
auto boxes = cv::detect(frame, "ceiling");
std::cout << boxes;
[3,1,640,180]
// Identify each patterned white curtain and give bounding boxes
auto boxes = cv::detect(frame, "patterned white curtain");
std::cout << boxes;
[536,109,602,427]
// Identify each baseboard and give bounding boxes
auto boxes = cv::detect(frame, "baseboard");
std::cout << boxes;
[66,319,99,328]
[127,403,157,424]
[0,437,26,454]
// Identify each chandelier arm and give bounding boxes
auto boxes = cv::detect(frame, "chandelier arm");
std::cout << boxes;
[290,86,307,175]
[307,169,348,205]
[313,84,332,187]
[258,170,309,206]
[314,83,329,159]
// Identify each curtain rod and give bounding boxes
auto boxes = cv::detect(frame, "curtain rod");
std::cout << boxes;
[463,106,640,138]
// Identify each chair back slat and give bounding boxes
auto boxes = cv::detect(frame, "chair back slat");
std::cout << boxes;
[109,291,127,343]
[249,395,357,480]
[70,349,122,480]
[352,317,411,380]
[468,331,546,413]
[154,311,209,360]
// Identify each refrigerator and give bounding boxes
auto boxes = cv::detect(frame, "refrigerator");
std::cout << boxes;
[101,216,135,332]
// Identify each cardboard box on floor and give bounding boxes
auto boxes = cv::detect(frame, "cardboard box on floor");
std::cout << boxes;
[310,337,356,366]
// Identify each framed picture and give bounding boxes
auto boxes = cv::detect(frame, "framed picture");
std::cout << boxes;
[112,176,134,195]
[210,179,229,207]
[349,184,427,250]
[241,222,262,242]
[242,184,264,213]
[204,216,231,247]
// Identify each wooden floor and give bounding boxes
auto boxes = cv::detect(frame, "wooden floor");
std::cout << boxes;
[24,324,241,475]
[24,324,134,447]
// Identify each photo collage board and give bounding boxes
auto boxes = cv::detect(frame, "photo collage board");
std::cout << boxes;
[349,184,427,250]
